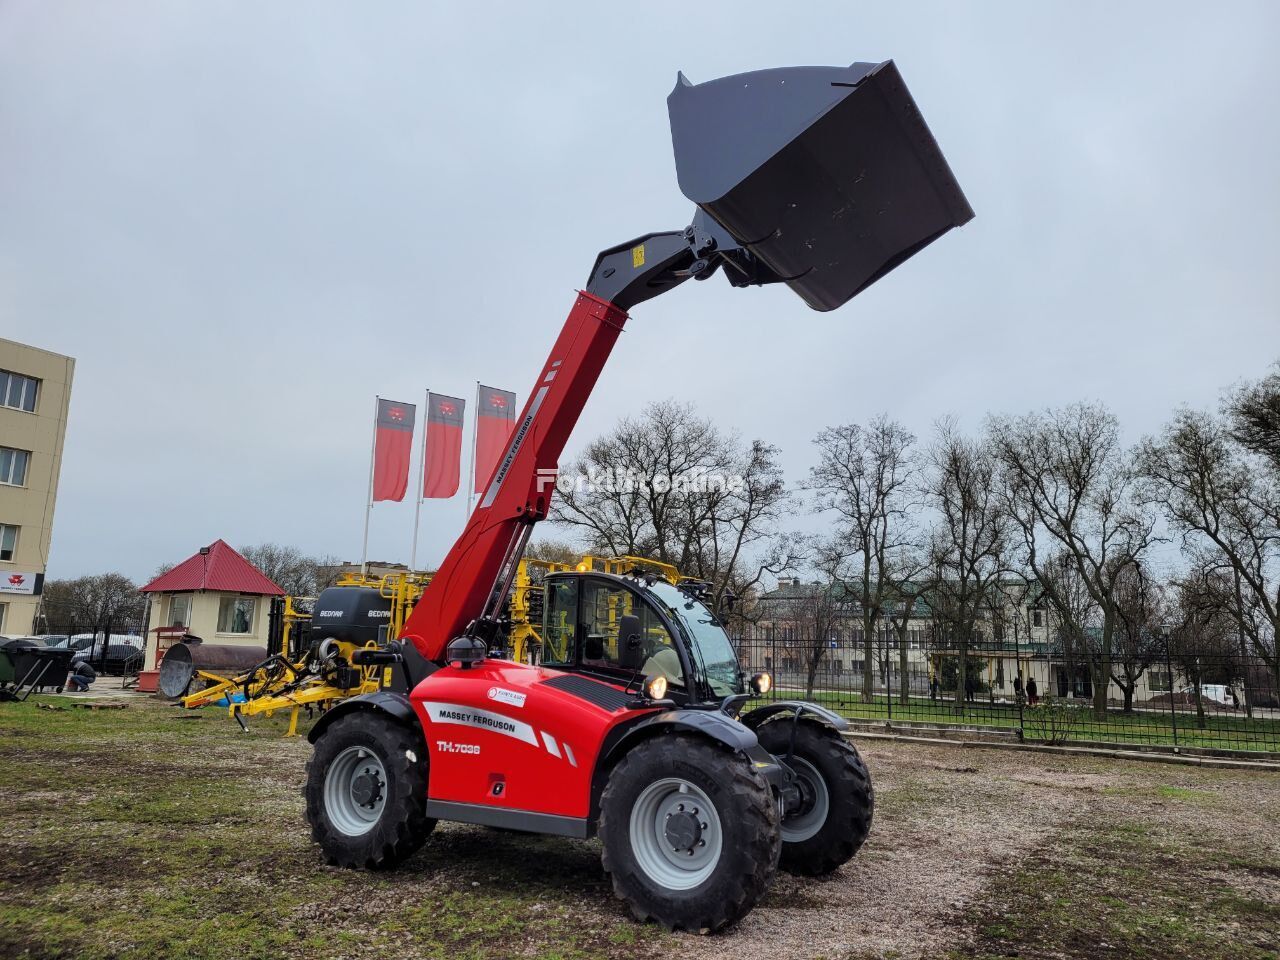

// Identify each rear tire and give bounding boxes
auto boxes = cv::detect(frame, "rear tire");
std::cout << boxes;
[599,734,780,932]
[755,720,873,876]
[304,712,435,869]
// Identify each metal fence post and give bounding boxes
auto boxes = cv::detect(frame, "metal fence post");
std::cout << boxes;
[1163,629,1178,749]
[884,627,892,723]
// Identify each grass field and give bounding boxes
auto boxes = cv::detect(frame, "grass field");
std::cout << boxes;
[775,687,1280,752]
[2,695,1278,960]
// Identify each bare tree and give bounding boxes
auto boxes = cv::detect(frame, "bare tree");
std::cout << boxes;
[1037,552,1098,700]
[1225,362,1280,471]
[552,401,794,608]
[991,403,1157,716]
[923,420,1011,714]
[808,416,917,701]
[1139,409,1280,700]
[523,539,585,565]
[1168,568,1241,729]
[1110,560,1164,713]
[785,543,861,700]
[881,545,931,705]
[38,573,144,643]
[237,543,342,597]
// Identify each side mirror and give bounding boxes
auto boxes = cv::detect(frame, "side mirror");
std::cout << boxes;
[619,615,644,671]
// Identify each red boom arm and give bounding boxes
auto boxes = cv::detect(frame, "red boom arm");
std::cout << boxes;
[400,291,628,661]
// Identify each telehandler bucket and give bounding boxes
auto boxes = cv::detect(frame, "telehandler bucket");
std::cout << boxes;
[669,60,973,311]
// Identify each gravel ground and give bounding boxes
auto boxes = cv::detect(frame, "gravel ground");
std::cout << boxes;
[2,699,1277,960]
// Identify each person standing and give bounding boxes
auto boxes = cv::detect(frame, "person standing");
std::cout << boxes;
[1026,675,1039,706]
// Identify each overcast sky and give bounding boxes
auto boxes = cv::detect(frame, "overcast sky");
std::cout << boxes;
[2,1,1276,582]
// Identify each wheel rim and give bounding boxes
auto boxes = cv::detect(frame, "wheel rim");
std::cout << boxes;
[781,757,830,843]
[324,745,388,836]
[629,778,723,891]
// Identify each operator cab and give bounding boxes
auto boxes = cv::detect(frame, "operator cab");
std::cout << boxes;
[539,571,744,704]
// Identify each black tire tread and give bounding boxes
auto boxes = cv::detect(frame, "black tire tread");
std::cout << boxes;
[303,711,435,870]
[756,719,873,876]
[599,734,780,933]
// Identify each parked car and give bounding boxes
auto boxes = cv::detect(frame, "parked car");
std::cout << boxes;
[47,634,144,675]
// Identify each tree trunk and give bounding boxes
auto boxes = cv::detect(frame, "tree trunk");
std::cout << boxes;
[1093,617,1112,719]
[1194,679,1206,730]
[1121,684,1134,713]
[955,643,967,715]
[897,625,910,705]
[862,631,874,703]
[805,657,820,700]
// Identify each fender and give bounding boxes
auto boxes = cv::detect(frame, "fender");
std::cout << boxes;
[740,700,849,732]
[306,690,419,744]
[589,708,780,823]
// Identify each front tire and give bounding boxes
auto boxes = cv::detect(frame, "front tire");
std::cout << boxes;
[304,712,435,869]
[755,719,873,876]
[599,734,780,932]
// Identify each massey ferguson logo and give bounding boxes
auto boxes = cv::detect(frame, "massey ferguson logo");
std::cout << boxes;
[7,575,23,586]
[388,406,405,421]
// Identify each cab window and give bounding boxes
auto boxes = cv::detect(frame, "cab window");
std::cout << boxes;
[545,577,683,686]
[541,578,578,666]
[581,579,682,685]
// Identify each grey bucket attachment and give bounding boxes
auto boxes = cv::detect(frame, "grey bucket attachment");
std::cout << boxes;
[669,60,974,312]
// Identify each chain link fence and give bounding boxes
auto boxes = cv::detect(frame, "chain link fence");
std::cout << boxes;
[734,629,1280,755]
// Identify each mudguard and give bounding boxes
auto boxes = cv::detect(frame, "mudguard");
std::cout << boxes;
[306,690,419,744]
[590,708,781,820]
[740,700,850,732]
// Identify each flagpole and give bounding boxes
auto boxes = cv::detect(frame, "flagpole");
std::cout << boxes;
[361,394,379,576]
[410,389,429,572]
[466,379,479,525]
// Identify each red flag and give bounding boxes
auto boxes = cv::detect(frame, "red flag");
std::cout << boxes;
[372,399,416,502]
[424,393,466,498]
[474,385,517,493]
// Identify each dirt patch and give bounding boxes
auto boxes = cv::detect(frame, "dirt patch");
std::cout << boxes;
[2,697,1279,960]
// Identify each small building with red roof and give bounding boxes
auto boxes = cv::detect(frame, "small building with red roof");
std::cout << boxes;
[139,539,284,671]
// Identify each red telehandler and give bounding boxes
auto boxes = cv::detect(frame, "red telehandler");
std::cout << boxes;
[304,59,973,932]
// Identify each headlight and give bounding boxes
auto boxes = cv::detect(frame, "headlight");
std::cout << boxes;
[749,671,772,696]
[644,675,668,700]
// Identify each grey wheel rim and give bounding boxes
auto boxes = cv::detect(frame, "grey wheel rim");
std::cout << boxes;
[782,756,830,843]
[324,745,388,836]
[629,778,723,891]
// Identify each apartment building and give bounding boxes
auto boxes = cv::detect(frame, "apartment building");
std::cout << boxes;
[0,338,75,635]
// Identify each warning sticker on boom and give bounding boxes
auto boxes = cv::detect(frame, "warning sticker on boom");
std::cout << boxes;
[631,243,645,268]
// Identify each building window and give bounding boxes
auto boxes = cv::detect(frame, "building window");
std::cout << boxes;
[1032,609,1043,627]
[993,623,1005,641]
[0,447,30,486]
[1149,670,1171,693]
[217,596,256,634]
[0,370,39,413]
[0,524,17,562]
[168,594,192,628]
[0,601,6,631]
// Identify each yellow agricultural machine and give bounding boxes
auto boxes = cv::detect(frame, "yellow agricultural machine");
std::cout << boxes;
[177,556,694,734]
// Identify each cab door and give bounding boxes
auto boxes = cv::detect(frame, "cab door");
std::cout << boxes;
[543,575,689,696]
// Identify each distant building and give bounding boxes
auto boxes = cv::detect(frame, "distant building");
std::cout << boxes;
[0,338,74,636]
[751,577,1175,706]
[139,539,285,669]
